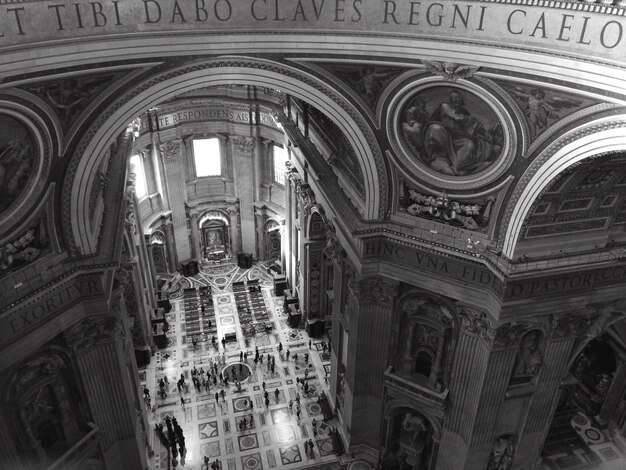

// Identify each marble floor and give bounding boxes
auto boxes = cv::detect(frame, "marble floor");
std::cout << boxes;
[141,261,346,470]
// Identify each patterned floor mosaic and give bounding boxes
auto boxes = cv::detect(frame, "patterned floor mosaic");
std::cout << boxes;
[142,262,343,470]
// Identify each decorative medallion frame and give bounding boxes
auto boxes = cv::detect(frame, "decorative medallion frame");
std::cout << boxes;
[0,101,52,238]
[387,77,516,191]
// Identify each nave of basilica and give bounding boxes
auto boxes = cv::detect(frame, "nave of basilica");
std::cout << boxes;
[1,1,626,469]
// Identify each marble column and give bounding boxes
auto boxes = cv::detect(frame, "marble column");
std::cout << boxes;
[64,313,145,470]
[189,212,200,261]
[349,276,399,450]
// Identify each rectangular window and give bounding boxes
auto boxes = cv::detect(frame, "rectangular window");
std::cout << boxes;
[273,144,288,185]
[130,154,147,199]
[193,138,221,177]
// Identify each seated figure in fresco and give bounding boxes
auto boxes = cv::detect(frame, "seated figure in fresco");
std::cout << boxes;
[422,91,502,176]
[0,137,34,212]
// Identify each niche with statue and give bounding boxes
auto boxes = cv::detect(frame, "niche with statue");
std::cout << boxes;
[510,329,544,385]
[380,408,433,470]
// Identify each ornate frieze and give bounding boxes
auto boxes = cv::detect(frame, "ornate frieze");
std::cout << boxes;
[0,217,50,278]
[400,183,495,231]
[65,316,124,353]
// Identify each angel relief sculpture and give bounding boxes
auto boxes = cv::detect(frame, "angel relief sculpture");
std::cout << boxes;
[508,86,582,139]
[400,87,503,177]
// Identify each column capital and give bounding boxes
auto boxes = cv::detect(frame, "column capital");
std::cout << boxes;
[158,140,181,162]
[232,136,255,154]
[493,321,536,349]
[356,276,398,306]
[64,316,124,354]
[458,307,494,344]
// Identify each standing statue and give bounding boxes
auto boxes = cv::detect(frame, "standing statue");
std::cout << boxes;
[512,331,543,378]
[401,412,426,447]
[487,435,515,470]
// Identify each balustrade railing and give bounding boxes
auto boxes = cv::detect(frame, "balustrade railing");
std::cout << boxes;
[46,422,100,470]
[384,366,448,407]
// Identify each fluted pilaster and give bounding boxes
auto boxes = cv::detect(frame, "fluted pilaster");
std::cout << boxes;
[232,137,256,253]
[350,276,398,449]
[160,140,190,262]
[437,331,491,469]
[0,406,25,470]
[189,212,200,261]
[515,337,576,468]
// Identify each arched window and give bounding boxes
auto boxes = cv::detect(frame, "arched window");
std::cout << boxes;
[193,138,221,177]
[129,154,147,198]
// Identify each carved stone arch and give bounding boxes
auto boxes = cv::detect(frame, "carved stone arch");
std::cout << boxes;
[65,57,385,255]
[565,300,626,370]
[500,117,626,258]
[197,209,231,228]
[149,229,165,245]
[264,217,280,231]
[307,210,327,241]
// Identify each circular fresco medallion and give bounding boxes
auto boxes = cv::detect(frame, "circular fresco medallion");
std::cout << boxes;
[0,113,42,221]
[389,79,514,189]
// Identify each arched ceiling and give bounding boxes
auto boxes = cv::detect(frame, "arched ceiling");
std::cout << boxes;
[514,152,626,259]
[0,0,626,280]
